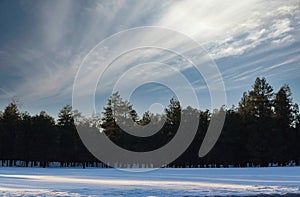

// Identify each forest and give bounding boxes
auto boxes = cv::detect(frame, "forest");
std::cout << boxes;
[0,77,299,168]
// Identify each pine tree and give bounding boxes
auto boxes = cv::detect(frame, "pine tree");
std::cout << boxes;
[164,98,181,138]
[57,105,78,165]
[58,105,74,127]
[139,111,152,126]
[30,111,56,167]
[249,77,274,119]
[1,102,21,166]
[165,98,181,126]
[101,96,118,140]
[238,77,274,165]
[101,92,138,141]
[274,85,293,128]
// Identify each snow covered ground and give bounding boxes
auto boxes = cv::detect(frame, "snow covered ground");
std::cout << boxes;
[0,167,300,196]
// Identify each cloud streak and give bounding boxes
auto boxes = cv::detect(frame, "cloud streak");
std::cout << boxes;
[0,0,299,115]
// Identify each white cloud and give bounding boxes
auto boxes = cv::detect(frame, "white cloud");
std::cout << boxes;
[2,0,300,113]
[196,2,300,58]
[262,59,296,73]
[232,66,263,82]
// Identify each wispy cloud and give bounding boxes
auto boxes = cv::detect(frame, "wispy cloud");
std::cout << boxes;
[1,0,300,114]
[262,59,296,73]
[204,5,299,58]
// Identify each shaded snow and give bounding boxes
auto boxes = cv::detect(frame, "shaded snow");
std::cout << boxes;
[0,167,300,196]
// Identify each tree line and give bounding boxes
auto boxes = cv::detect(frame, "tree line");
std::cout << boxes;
[0,77,299,168]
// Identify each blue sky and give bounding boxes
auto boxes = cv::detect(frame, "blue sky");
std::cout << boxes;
[0,0,300,118]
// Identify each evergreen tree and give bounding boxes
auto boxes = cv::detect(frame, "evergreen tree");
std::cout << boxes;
[101,92,138,143]
[164,98,181,139]
[101,95,119,140]
[57,105,78,165]
[238,77,274,165]
[139,111,152,126]
[30,111,57,167]
[272,85,294,162]
[249,77,274,118]
[274,85,294,128]
[0,77,299,168]
[58,105,74,127]
[166,98,181,125]
[20,111,33,167]
[1,102,21,166]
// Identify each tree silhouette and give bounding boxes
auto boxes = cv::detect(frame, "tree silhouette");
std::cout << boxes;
[0,78,300,168]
